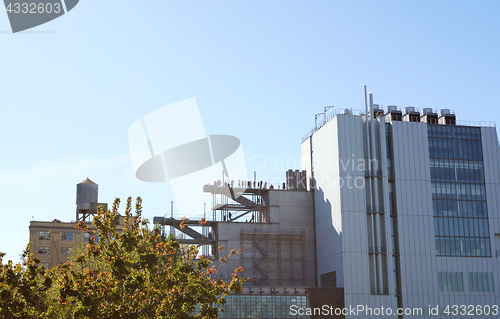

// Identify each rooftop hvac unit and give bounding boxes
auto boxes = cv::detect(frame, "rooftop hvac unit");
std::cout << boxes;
[421,108,433,115]
[386,105,398,113]
[439,109,451,116]
[341,109,350,115]
[404,106,416,114]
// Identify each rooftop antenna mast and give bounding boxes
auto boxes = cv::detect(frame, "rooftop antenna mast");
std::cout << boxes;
[363,85,368,116]
[170,201,174,236]
[324,105,334,119]
[203,202,207,256]
[315,106,335,130]
[314,113,323,130]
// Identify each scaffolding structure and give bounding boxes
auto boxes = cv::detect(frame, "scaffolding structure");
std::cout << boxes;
[154,183,309,283]
[153,184,272,260]
[204,185,270,224]
[240,228,307,287]
[152,217,218,258]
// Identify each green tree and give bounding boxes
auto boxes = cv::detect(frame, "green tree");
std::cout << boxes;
[53,197,246,318]
[0,244,53,318]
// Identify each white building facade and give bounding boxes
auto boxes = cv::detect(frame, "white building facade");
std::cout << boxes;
[302,94,500,318]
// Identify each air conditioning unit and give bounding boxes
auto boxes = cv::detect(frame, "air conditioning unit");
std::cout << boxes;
[439,109,451,116]
[421,108,433,115]
[386,105,398,113]
[404,106,416,114]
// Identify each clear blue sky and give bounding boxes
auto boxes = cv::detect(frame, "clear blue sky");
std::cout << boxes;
[1,0,499,261]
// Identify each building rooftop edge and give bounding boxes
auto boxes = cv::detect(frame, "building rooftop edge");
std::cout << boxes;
[301,113,496,143]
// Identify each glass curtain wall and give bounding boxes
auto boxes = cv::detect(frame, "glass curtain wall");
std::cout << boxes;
[428,125,491,257]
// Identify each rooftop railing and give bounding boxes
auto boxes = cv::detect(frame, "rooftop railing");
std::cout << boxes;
[302,113,497,142]
[301,108,364,142]
[456,120,496,128]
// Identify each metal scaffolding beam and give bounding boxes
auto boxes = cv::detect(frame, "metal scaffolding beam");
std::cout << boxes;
[240,228,306,287]
[203,185,271,223]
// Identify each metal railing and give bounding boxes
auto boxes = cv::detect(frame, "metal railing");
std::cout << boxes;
[456,120,496,128]
[301,108,364,142]
[301,107,497,143]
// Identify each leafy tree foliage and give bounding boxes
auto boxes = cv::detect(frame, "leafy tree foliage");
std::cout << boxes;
[0,197,246,318]
[0,244,52,318]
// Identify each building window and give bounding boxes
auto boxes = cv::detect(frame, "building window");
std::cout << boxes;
[38,246,50,255]
[84,232,99,242]
[42,262,49,269]
[61,247,71,256]
[469,272,494,292]
[39,231,50,240]
[218,294,308,318]
[438,272,463,292]
[428,125,492,257]
[61,232,73,241]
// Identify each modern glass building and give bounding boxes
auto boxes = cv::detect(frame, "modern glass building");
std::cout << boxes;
[153,94,499,318]
[429,125,491,258]
[218,295,308,319]
[301,93,500,318]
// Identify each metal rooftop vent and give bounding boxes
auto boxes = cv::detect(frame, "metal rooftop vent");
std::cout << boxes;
[421,108,433,115]
[386,105,398,113]
[403,106,420,122]
[341,108,350,115]
[439,109,451,116]
[404,106,416,114]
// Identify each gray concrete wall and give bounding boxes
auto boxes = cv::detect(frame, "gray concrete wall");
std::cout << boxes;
[391,121,437,315]
[309,114,396,317]
[215,189,316,288]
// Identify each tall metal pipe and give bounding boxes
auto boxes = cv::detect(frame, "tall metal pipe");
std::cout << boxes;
[170,201,174,236]
[364,86,373,211]
[369,92,384,293]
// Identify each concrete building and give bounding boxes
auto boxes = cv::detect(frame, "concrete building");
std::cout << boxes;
[154,174,343,319]
[149,90,500,318]
[301,90,500,318]
[29,178,118,269]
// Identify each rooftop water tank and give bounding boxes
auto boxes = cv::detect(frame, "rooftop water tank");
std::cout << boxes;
[76,178,98,204]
